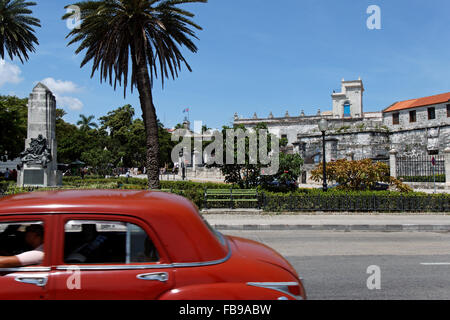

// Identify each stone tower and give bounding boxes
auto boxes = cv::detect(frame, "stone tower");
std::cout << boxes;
[331,78,364,118]
[18,83,62,187]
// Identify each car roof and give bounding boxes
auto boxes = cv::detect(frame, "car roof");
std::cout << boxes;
[0,190,228,263]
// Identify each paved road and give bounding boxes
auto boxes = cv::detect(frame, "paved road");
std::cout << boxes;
[222,230,450,300]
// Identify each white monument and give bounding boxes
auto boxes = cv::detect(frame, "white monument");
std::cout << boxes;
[17,83,62,187]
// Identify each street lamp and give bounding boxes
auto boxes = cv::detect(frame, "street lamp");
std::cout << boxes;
[318,119,329,192]
[179,149,186,181]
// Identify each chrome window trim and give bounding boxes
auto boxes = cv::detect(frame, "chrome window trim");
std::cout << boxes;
[247,282,303,301]
[56,239,231,271]
[125,223,131,264]
[0,267,51,272]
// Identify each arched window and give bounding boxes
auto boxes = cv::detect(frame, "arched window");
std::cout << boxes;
[343,102,351,118]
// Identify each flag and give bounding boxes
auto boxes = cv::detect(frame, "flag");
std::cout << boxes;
[183,108,190,113]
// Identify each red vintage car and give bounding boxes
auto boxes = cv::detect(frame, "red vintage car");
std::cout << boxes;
[0,190,306,300]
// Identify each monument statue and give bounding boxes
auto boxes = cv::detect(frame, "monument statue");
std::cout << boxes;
[20,134,53,167]
[17,83,62,187]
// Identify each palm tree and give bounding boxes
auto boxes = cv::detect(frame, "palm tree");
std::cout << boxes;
[77,114,98,131]
[0,0,41,63]
[63,0,206,189]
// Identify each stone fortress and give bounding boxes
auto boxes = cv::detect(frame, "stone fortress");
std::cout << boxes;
[234,79,450,182]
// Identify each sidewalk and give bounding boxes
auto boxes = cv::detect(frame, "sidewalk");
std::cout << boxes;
[202,212,450,232]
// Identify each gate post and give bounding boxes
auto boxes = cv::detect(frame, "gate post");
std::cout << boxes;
[346,151,354,161]
[389,149,398,178]
[444,147,450,189]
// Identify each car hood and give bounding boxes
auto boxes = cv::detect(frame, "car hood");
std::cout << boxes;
[225,235,299,278]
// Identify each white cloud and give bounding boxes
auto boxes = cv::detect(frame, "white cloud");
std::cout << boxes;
[0,60,23,87]
[40,77,84,111]
[56,96,84,111]
[41,77,81,94]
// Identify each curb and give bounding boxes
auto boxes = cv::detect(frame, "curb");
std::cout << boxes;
[212,224,450,232]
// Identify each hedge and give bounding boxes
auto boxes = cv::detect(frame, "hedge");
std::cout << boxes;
[4,177,449,212]
[399,175,446,183]
[261,192,450,212]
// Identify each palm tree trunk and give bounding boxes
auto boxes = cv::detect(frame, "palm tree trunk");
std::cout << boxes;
[135,56,161,190]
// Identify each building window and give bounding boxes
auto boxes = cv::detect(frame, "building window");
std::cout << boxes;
[409,110,416,123]
[393,112,400,125]
[344,103,351,118]
[447,104,450,117]
[428,107,436,120]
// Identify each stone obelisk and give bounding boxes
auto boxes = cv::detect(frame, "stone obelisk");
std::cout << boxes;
[17,83,62,187]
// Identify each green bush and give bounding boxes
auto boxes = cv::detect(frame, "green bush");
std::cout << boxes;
[160,180,231,191]
[399,175,445,183]
[0,180,15,193]
[7,177,449,212]
[261,191,450,212]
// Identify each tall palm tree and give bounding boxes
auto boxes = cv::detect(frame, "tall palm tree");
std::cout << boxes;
[77,114,98,131]
[0,0,41,63]
[63,0,206,189]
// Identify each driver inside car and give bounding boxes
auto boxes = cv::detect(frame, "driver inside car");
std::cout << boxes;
[0,225,44,268]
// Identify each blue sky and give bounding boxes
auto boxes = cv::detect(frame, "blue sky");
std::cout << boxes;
[1,0,449,130]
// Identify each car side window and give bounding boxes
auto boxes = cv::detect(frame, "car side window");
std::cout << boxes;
[64,220,159,264]
[0,221,45,266]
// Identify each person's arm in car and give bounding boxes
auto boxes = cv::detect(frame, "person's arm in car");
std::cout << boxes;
[0,256,21,268]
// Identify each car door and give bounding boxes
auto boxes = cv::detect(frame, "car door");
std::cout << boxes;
[0,215,54,300]
[50,214,175,300]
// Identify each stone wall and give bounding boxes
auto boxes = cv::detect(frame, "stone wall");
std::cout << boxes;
[388,126,450,157]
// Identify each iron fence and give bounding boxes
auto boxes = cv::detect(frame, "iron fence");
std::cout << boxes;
[397,155,445,182]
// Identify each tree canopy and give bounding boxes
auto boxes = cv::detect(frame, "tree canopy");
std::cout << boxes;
[63,0,207,189]
[0,95,28,159]
[206,123,304,190]
[0,0,41,62]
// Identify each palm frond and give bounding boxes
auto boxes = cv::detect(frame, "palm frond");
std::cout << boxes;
[0,0,41,63]
[63,0,206,96]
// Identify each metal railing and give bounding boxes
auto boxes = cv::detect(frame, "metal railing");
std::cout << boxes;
[397,155,445,182]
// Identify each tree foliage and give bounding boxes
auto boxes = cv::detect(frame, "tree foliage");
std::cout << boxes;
[62,0,207,189]
[77,114,98,131]
[0,95,28,159]
[0,0,41,62]
[276,153,304,185]
[207,123,303,190]
[158,120,176,168]
[55,104,175,173]
[311,158,412,192]
[56,111,87,164]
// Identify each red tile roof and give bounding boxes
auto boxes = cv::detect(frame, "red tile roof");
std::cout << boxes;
[384,92,450,113]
